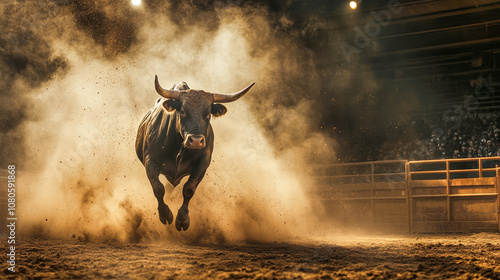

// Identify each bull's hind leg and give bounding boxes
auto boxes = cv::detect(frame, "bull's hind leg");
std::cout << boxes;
[175,178,201,231]
[145,157,174,225]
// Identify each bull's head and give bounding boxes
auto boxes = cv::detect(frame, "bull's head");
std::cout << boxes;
[155,75,254,149]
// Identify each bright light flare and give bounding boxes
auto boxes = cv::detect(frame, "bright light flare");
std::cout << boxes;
[349,1,357,9]
[131,0,141,6]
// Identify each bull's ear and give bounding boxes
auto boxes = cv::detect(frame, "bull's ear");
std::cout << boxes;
[211,103,227,117]
[162,99,181,112]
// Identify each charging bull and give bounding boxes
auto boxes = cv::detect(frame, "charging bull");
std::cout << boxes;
[135,75,254,231]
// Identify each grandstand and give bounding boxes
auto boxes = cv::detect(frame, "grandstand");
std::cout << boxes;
[307,0,500,232]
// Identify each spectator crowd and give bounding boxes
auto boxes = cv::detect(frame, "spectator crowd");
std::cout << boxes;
[391,110,500,160]
[341,109,500,162]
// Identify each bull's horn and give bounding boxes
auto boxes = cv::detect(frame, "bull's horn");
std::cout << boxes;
[212,82,255,103]
[155,75,181,99]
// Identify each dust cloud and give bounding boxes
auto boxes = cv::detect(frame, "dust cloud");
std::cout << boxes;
[3,1,336,243]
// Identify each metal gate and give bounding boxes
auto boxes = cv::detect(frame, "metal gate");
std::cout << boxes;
[314,157,500,233]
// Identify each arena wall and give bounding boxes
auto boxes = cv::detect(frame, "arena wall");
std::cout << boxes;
[314,157,500,233]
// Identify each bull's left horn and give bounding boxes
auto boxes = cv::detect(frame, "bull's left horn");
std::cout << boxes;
[155,75,181,99]
[212,82,255,103]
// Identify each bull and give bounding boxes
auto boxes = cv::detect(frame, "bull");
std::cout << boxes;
[135,76,254,231]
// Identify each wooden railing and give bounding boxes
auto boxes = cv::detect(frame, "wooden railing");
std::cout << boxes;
[407,157,500,232]
[313,157,500,233]
[409,157,500,179]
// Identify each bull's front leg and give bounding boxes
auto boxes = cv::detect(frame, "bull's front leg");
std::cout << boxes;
[145,156,174,225]
[175,157,209,231]
[175,178,201,231]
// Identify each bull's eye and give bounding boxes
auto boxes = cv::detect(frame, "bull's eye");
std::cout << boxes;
[179,109,186,117]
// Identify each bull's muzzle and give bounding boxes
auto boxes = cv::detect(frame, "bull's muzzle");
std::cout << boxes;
[184,134,205,149]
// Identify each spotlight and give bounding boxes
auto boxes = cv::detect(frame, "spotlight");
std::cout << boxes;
[350,1,357,9]
[132,0,141,6]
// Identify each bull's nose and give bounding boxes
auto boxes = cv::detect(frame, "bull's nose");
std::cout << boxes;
[185,134,205,149]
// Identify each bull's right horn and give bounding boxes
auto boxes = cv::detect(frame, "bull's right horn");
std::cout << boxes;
[155,75,181,99]
[212,83,255,103]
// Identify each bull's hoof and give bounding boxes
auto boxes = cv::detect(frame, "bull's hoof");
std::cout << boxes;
[158,204,173,225]
[175,207,190,231]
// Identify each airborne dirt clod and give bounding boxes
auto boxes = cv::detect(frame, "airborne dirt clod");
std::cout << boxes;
[8,233,500,279]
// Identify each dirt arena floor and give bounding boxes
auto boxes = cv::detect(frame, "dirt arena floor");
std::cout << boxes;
[5,233,500,279]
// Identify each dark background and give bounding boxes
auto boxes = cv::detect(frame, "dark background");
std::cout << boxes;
[2,0,500,165]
